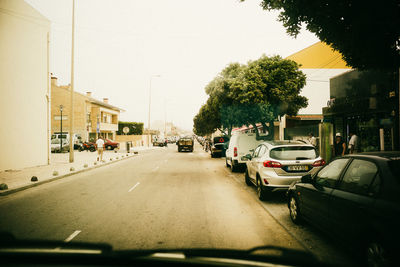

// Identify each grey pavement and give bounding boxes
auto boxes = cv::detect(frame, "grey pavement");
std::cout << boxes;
[0,145,161,195]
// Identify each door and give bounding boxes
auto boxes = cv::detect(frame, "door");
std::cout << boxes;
[248,145,262,180]
[298,158,350,227]
[329,159,379,242]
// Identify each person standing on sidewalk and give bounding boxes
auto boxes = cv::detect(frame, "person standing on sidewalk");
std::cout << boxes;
[348,132,360,154]
[96,136,105,161]
[334,133,346,157]
[308,132,317,147]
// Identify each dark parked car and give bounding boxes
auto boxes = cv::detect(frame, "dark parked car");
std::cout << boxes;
[287,152,400,266]
[210,136,229,158]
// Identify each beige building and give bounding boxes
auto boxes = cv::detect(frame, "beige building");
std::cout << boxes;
[51,77,123,142]
[0,0,51,171]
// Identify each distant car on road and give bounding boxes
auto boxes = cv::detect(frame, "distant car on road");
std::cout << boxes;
[210,136,229,158]
[50,138,70,153]
[244,141,325,200]
[177,136,194,152]
[287,152,400,267]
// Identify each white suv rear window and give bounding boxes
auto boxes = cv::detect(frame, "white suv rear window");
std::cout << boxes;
[270,146,317,160]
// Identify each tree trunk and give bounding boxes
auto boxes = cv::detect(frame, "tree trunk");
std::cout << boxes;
[267,121,274,140]
[252,122,260,140]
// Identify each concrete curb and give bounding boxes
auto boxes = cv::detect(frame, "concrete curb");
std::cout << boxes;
[0,153,138,196]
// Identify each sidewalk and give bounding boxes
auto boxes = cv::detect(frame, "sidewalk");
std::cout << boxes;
[0,146,159,196]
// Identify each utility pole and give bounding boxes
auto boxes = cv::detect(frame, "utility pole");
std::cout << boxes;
[69,0,75,162]
[147,75,160,147]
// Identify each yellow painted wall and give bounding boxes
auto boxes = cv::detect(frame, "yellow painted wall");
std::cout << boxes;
[286,42,351,69]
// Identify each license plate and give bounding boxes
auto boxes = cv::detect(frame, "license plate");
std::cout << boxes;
[288,165,308,171]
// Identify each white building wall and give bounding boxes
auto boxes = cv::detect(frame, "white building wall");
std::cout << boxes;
[0,0,50,171]
[299,69,351,115]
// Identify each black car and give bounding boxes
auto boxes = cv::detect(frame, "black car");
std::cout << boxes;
[287,152,400,266]
[210,136,229,158]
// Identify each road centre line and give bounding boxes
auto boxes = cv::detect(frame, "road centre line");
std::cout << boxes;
[64,230,82,242]
[128,182,140,192]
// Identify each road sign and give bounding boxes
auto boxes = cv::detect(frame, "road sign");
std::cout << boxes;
[123,127,130,134]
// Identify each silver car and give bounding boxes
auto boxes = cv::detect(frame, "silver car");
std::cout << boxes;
[244,141,325,200]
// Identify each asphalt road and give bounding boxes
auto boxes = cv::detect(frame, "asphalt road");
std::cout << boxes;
[0,143,355,266]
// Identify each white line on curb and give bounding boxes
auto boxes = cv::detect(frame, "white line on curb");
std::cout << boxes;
[64,230,82,242]
[128,182,140,192]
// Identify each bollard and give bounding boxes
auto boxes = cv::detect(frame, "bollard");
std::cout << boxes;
[0,183,8,190]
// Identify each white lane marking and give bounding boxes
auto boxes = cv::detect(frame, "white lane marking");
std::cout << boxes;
[64,230,81,242]
[128,182,140,192]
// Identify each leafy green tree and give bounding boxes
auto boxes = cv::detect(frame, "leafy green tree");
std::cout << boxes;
[231,55,307,138]
[193,101,220,136]
[193,56,307,139]
[249,0,400,69]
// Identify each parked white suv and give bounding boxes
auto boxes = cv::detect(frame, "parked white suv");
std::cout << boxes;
[225,132,265,172]
[244,141,325,200]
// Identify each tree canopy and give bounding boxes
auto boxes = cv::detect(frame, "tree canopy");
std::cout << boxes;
[193,55,307,139]
[251,0,400,69]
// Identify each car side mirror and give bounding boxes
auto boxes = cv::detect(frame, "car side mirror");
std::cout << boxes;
[301,174,313,184]
[242,154,252,161]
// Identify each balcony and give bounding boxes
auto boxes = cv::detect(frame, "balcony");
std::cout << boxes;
[99,122,118,131]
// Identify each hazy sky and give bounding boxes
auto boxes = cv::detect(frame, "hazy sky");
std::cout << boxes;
[26,0,319,131]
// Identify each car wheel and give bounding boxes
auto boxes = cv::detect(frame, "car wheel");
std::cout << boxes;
[90,147,96,152]
[178,148,181,152]
[245,169,252,186]
[365,240,391,267]
[256,177,268,200]
[107,145,112,150]
[289,195,302,224]
[211,153,215,158]
[231,161,238,172]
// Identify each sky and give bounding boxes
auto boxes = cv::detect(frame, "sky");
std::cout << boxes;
[26,0,319,131]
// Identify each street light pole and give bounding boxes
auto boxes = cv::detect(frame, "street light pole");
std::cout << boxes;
[147,75,160,147]
[60,105,63,152]
[69,0,75,162]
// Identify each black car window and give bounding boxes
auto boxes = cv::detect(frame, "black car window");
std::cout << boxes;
[338,159,378,196]
[315,158,349,188]
[370,173,381,196]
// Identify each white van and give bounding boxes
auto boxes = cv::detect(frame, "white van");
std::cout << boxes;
[225,132,265,172]
[51,132,82,149]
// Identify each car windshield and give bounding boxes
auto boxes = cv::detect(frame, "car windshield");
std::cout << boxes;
[1,1,397,266]
[270,146,317,160]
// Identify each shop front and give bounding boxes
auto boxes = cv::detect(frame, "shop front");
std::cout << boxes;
[323,69,399,152]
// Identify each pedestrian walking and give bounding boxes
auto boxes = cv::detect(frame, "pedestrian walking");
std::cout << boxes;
[308,132,317,147]
[96,136,105,161]
[348,132,360,154]
[334,133,346,157]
